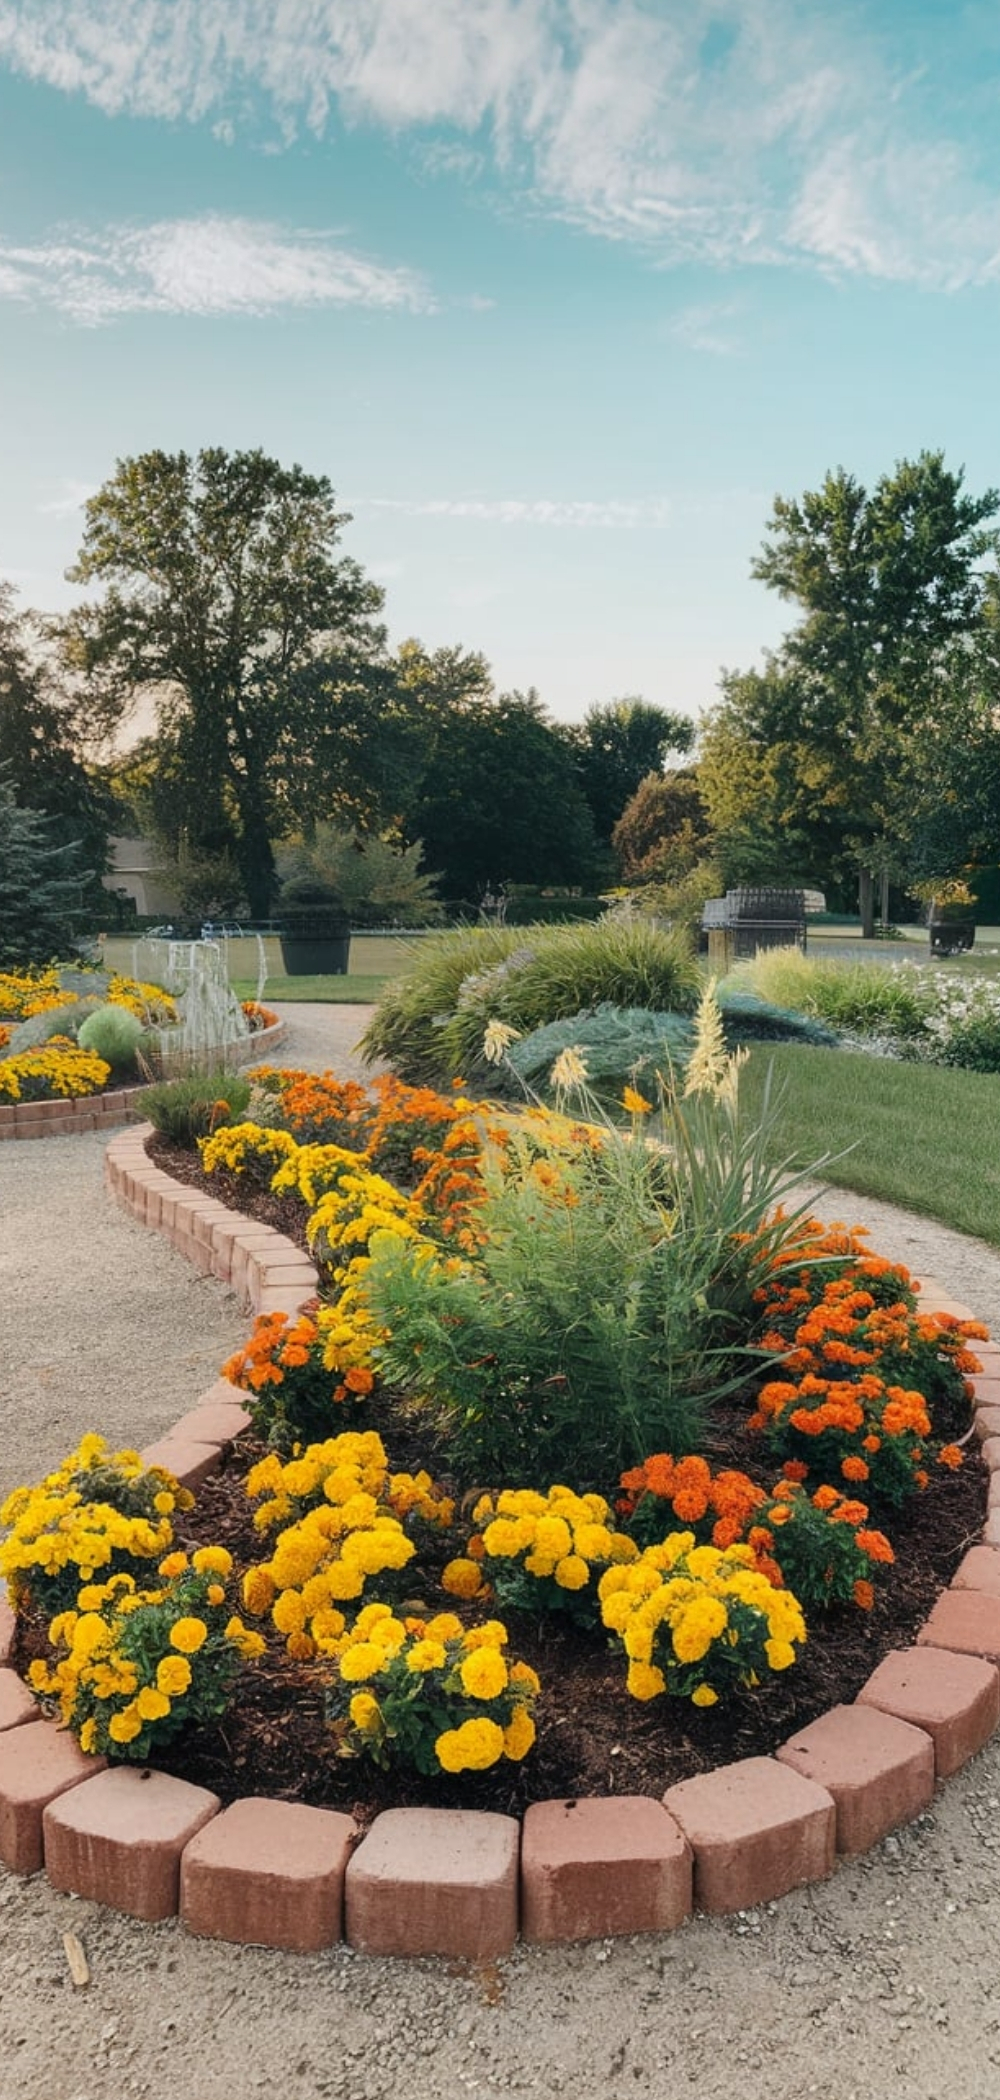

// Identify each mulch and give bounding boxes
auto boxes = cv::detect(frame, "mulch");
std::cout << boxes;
[85,1133,987,1823]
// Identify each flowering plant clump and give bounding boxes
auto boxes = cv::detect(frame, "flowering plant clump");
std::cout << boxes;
[27,1548,264,1761]
[751,1371,956,1505]
[618,1453,765,1551]
[305,1164,426,1286]
[0,1041,112,1103]
[240,1430,451,1656]
[0,1436,193,1613]
[326,1604,539,1774]
[244,1430,453,1538]
[221,1303,378,1446]
[105,974,177,1026]
[241,1001,279,1032]
[0,967,66,1019]
[452,1484,638,1625]
[744,1477,895,1610]
[599,1533,807,1706]
[247,1068,373,1147]
[753,1240,984,1442]
[198,1120,299,1187]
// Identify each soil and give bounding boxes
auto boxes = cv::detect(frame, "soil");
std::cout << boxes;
[100,1132,990,1824]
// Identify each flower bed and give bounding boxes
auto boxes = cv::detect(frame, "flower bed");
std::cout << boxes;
[0,966,285,1136]
[3,1024,1000,1956]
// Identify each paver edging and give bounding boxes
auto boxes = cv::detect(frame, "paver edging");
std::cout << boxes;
[4,1131,996,1955]
[0,1019,286,1140]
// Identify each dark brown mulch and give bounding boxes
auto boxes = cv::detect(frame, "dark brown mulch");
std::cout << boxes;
[114,1131,989,1822]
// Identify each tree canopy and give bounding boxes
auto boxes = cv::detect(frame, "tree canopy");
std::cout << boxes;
[701,452,1000,930]
[0,584,111,898]
[564,697,695,846]
[65,448,389,916]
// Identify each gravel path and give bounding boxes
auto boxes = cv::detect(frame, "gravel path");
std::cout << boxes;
[3,1007,1000,2100]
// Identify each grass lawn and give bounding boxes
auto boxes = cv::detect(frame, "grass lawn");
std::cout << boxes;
[743,1043,1000,1248]
[232,974,389,1003]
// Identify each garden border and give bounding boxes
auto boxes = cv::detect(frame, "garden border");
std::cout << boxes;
[0,1018,287,1141]
[3,1123,1000,1959]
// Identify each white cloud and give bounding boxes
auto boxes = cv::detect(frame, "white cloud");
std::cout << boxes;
[363,496,672,528]
[35,477,97,515]
[669,301,743,356]
[1,1,999,286]
[0,214,434,321]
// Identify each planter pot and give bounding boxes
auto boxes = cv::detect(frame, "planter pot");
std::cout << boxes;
[929,915,975,956]
[277,929,351,976]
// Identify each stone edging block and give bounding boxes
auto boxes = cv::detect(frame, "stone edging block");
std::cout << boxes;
[3,1148,997,1954]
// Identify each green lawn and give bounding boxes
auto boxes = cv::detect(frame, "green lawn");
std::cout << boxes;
[742,1043,1000,1247]
[232,974,389,1003]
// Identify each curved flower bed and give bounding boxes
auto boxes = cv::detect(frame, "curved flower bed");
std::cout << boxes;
[0,1107,998,1958]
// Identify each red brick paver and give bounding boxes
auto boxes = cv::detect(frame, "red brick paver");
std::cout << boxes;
[663,1756,835,1914]
[776,1703,934,1854]
[521,1796,692,1943]
[857,1646,1000,1776]
[181,1797,358,1949]
[345,1807,520,1960]
[44,1767,220,1920]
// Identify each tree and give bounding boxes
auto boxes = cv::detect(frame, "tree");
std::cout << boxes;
[0,583,111,897]
[565,698,695,845]
[0,765,87,966]
[723,452,1000,934]
[611,768,709,883]
[408,688,598,900]
[64,449,389,917]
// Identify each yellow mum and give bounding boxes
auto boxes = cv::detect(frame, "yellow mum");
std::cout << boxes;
[169,1617,208,1654]
[435,1717,506,1773]
[156,1655,192,1697]
[459,1648,509,1700]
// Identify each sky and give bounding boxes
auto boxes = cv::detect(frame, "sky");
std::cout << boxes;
[2,0,1000,726]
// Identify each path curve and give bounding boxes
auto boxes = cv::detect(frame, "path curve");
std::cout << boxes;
[2,1008,1000,2100]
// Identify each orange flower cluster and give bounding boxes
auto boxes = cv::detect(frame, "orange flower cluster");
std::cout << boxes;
[745,1477,895,1611]
[618,1453,765,1551]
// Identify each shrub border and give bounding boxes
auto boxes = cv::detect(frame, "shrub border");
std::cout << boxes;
[0,1019,286,1140]
[2,1123,1000,1958]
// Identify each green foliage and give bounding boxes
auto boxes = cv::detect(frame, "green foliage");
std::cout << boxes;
[632,856,725,944]
[716,989,839,1048]
[611,768,708,881]
[64,448,389,917]
[564,697,695,845]
[363,1036,825,1488]
[140,1069,252,1144]
[358,924,523,1082]
[735,948,930,1037]
[77,1003,145,1073]
[276,822,443,928]
[0,767,88,968]
[399,915,701,1092]
[0,584,112,896]
[505,1003,693,1104]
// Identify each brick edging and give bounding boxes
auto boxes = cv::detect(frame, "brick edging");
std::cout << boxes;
[0,1019,286,1141]
[1,1133,999,1957]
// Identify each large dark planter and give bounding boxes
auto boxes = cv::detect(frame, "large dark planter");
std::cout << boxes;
[928,908,976,957]
[277,920,351,976]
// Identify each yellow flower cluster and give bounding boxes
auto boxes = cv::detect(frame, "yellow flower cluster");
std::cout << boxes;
[105,974,177,1025]
[242,1432,450,1656]
[327,1604,539,1775]
[0,1042,112,1103]
[0,967,64,1019]
[28,1550,264,1760]
[598,1531,807,1706]
[270,1141,369,1208]
[0,1435,192,1612]
[460,1483,638,1621]
[199,1120,299,1181]
[305,1166,425,1284]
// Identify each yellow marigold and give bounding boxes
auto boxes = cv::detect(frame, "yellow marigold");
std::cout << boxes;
[622,1085,652,1116]
[349,1691,382,1733]
[242,1566,276,1617]
[424,1612,465,1643]
[765,1638,797,1671]
[553,1554,590,1591]
[169,1616,208,1655]
[156,1655,192,1697]
[626,1661,667,1701]
[691,1684,718,1707]
[108,1705,143,1743]
[441,1557,487,1600]
[406,1639,448,1674]
[338,1641,386,1683]
[153,1492,175,1516]
[271,1589,308,1636]
[509,1660,541,1694]
[136,1686,171,1722]
[192,1546,233,1578]
[502,1707,537,1760]
[79,1717,99,1754]
[461,1620,508,1651]
[459,1647,509,1699]
[158,1552,189,1579]
[434,1716,506,1773]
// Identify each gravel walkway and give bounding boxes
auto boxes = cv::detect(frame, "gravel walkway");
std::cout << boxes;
[2,1007,1000,2100]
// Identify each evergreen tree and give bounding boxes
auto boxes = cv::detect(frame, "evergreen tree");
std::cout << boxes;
[0,767,86,966]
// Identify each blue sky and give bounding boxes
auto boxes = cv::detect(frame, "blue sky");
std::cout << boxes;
[2,0,1000,724]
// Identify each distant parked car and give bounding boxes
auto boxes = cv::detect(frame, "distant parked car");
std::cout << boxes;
[200,922,245,940]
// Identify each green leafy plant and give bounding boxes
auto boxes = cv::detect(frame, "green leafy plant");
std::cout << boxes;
[77,1003,145,1073]
[140,1069,252,1143]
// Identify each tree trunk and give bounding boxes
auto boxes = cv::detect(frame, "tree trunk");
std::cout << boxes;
[858,866,876,940]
